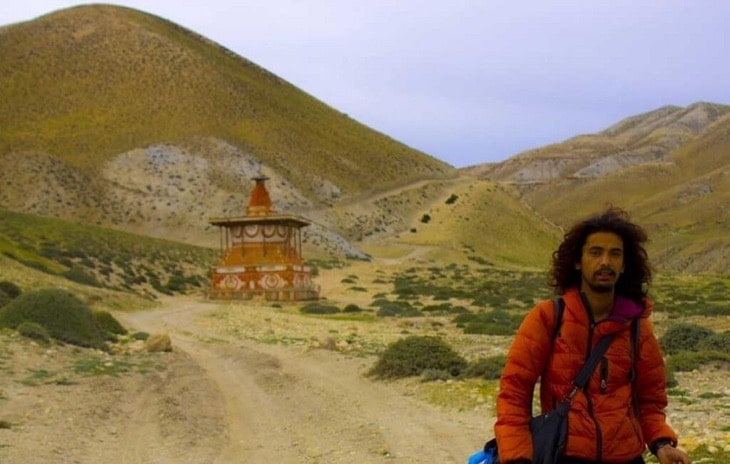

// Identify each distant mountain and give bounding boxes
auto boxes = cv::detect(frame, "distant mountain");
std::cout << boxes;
[1,5,727,273]
[0,4,454,257]
[466,103,730,273]
[0,4,453,201]
[467,102,730,182]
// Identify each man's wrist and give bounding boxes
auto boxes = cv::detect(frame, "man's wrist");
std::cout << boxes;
[651,438,674,455]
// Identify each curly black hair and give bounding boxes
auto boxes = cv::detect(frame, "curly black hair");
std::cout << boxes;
[549,207,651,302]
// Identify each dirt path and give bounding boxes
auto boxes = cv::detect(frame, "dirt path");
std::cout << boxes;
[116,298,491,464]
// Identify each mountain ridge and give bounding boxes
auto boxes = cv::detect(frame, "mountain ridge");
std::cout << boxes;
[1,4,728,273]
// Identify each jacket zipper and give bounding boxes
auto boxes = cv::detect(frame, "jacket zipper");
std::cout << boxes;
[586,322,603,462]
[582,294,604,463]
[600,357,608,394]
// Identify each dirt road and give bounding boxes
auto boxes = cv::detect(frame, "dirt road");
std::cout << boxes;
[114,298,491,464]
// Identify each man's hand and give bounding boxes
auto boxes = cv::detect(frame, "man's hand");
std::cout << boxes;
[656,443,691,464]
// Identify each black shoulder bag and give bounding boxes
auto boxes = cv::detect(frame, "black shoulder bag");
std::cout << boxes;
[529,332,616,464]
[471,298,628,464]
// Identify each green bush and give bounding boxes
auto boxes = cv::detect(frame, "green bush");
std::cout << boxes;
[445,194,459,205]
[666,351,730,372]
[0,288,107,349]
[368,335,467,379]
[300,303,340,314]
[131,331,150,341]
[342,304,362,313]
[62,266,102,287]
[463,355,508,379]
[371,299,422,317]
[94,310,128,339]
[17,321,51,345]
[697,331,730,352]
[0,281,22,299]
[455,310,523,335]
[659,323,715,355]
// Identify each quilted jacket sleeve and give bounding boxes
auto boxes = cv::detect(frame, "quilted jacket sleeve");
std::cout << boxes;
[635,318,678,447]
[495,301,555,463]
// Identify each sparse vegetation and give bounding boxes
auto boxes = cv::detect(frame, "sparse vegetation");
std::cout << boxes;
[300,303,340,314]
[16,321,51,345]
[0,281,22,299]
[0,288,108,349]
[462,355,508,380]
[94,310,128,339]
[0,209,214,297]
[368,335,467,379]
[660,323,715,355]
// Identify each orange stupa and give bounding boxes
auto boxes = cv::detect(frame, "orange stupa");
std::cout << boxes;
[208,176,319,300]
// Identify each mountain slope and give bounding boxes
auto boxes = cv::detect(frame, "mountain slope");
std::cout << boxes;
[0,4,452,202]
[471,103,730,183]
[1,5,727,273]
[499,111,730,272]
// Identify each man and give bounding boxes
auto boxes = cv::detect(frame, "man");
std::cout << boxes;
[495,207,691,464]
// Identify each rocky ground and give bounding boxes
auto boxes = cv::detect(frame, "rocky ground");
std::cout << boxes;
[1,293,728,463]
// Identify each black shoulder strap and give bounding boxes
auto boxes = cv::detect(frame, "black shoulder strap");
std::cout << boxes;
[551,297,565,342]
[629,317,639,381]
[563,333,617,401]
[573,334,615,389]
[630,317,641,416]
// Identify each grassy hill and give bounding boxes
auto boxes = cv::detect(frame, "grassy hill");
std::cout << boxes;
[0,4,453,201]
[1,4,727,274]
[0,209,215,299]
[460,103,730,273]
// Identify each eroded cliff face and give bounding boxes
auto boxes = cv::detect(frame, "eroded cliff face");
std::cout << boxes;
[477,102,730,183]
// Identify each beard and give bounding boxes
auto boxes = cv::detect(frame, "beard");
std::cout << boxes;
[584,280,615,294]
[581,269,618,294]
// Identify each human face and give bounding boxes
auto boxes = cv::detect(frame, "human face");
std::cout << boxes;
[576,231,625,294]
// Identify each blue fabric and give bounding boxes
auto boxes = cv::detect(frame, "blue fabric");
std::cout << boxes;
[467,447,496,464]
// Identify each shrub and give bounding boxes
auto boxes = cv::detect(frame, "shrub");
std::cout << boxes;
[697,331,730,352]
[371,299,421,317]
[666,351,730,372]
[17,321,51,345]
[445,194,459,205]
[300,303,340,314]
[659,323,715,355]
[368,335,467,379]
[94,310,128,339]
[343,304,362,313]
[455,310,523,335]
[62,266,102,287]
[131,331,150,341]
[463,355,508,379]
[0,281,22,299]
[0,288,107,349]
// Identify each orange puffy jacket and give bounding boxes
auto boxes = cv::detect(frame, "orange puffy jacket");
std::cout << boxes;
[495,287,678,463]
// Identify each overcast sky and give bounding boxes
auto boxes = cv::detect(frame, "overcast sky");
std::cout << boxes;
[2,1,729,167]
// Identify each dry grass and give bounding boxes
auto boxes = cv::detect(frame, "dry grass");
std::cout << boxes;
[0,4,453,203]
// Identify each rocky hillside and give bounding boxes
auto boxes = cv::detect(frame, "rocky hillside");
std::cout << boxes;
[1,5,728,273]
[0,4,458,259]
[470,103,730,182]
[0,4,453,203]
[465,103,730,273]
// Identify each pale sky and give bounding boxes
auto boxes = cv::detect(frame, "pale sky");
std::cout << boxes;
[2,1,729,168]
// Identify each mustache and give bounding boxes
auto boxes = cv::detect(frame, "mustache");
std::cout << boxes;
[594,268,616,277]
